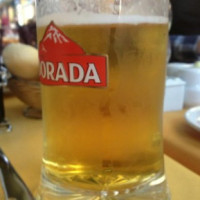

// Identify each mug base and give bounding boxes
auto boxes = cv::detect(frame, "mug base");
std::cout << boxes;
[35,172,170,200]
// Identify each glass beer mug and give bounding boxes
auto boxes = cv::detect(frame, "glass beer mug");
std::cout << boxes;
[36,0,170,199]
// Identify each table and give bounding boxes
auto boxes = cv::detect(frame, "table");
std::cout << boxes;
[0,96,200,200]
[164,110,200,175]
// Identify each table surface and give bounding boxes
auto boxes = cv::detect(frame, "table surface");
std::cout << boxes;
[0,96,200,200]
[163,109,200,175]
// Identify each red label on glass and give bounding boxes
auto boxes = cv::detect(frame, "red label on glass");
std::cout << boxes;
[39,22,108,87]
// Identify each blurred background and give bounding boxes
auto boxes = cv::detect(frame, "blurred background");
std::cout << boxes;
[0,0,39,120]
[0,0,36,50]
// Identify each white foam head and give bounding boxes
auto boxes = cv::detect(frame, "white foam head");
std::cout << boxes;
[37,12,168,27]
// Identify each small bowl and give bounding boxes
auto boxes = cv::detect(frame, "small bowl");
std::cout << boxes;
[167,62,193,77]
[178,67,200,86]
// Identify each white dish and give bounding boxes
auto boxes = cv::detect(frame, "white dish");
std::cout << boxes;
[185,106,200,132]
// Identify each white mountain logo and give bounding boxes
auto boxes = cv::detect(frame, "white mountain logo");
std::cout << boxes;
[39,21,85,56]
[43,24,69,44]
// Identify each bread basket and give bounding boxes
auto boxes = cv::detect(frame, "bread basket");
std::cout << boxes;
[8,77,42,118]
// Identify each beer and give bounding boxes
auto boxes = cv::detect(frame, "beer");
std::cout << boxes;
[37,14,168,193]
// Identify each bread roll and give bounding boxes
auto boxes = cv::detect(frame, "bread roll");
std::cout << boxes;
[2,43,39,80]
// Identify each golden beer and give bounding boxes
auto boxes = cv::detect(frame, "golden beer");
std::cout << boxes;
[37,17,168,194]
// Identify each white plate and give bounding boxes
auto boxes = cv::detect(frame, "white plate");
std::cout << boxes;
[185,106,200,132]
